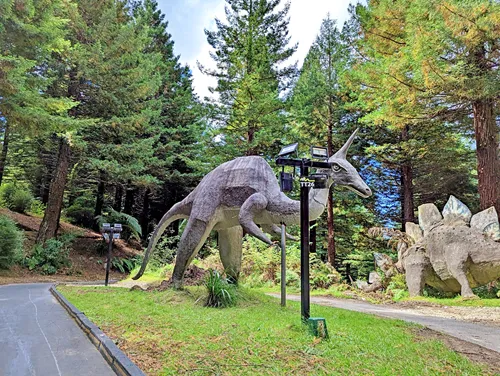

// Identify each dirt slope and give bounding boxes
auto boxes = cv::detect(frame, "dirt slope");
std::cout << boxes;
[0,208,142,285]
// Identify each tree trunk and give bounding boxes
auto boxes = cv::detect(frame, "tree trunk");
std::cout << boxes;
[400,125,415,230]
[0,122,10,185]
[326,192,336,264]
[473,99,500,218]
[140,188,150,240]
[113,185,123,211]
[36,137,71,245]
[94,173,105,217]
[326,98,336,265]
[246,121,256,156]
[124,184,135,214]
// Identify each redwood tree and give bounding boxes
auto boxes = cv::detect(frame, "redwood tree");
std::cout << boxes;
[352,0,500,217]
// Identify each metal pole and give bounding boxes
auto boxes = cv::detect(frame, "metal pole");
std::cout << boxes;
[300,163,310,322]
[280,223,286,307]
[105,230,113,286]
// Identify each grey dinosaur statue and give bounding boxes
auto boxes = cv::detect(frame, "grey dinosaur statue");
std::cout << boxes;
[133,129,372,288]
[402,196,500,297]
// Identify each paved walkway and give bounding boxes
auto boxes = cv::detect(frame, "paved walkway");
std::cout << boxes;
[268,293,500,353]
[0,283,115,376]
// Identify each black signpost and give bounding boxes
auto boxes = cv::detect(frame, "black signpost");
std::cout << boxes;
[101,223,123,286]
[276,156,331,323]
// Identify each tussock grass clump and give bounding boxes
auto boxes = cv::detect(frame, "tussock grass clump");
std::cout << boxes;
[204,269,237,308]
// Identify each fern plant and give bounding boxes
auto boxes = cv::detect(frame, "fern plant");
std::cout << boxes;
[96,207,142,241]
[368,227,415,251]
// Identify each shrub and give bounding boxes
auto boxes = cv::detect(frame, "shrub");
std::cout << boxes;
[0,183,34,213]
[24,234,74,275]
[0,215,24,269]
[0,183,17,206]
[387,273,407,292]
[30,199,46,217]
[66,196,95,228]
[204,269,237,308]
[9,190,34,214]
[472,281,500,299]
[275,269,300,286]
[150,234,181,267]
[239,235,340,289]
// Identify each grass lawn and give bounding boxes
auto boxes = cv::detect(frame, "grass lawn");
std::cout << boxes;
[58,286,490,375]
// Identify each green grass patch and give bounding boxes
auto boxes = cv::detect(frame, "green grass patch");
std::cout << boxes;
[58,286,489,375]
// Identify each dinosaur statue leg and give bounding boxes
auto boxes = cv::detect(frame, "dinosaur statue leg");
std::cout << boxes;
[445,250,475,298]
[239,193,272,245]
[218,226,243,283]
[405,260,426,297]
[403,246,429,297]
[172,217,213,289]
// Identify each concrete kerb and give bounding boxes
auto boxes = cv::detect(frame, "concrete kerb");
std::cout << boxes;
[50,285,145,376]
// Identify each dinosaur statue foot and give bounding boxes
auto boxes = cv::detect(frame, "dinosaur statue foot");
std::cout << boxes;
[172,279,184,290]
[461,292,478,300]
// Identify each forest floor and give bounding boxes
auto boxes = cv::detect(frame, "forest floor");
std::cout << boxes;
[0,208,140,285]
[57,285,496,376]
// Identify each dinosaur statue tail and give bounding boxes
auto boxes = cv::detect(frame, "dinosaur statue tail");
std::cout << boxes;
[132,202,189,280]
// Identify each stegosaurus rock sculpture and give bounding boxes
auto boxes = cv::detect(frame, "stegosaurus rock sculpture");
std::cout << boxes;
[402,195,500,297]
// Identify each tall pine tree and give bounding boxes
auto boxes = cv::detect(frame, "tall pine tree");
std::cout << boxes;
[200,0,298,158]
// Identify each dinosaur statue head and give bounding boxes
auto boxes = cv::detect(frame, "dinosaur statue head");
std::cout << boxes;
[327,129,372,198]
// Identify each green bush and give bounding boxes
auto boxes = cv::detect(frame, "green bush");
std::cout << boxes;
[0,215,24,269]
[0,183,17,206]
[9,190,34,214]
[30,199,46,217]
[275,269,300,286]
[150,234,181,267]
[204,269,237,308]
[0,183,34,213]
[66,196,95,228]
[472,281,500,299]
[387,273,407,292]
[24,234,74,275]
[239,235,340,289]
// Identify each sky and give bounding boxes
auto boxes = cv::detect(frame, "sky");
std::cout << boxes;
[157,0,355,99]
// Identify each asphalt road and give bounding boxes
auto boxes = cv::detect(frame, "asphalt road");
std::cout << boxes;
[0,283,115,376]
[269,293,500,353]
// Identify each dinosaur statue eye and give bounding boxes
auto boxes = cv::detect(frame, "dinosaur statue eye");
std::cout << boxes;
[332,164,341,172]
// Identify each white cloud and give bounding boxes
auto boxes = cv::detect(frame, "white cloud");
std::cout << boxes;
[182,0,355,99]
[184,1,226,100]
[288,0,353,64]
